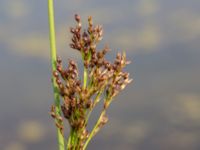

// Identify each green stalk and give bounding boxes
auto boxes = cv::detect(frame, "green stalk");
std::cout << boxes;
[83,110,106,150]
[83,67,87,89]
[48,0,65,150]
[72,131,78,150]
[83,95,112,150]
[85,90,103,124]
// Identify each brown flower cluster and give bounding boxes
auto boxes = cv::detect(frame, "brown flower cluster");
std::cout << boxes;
[50,14,132,150]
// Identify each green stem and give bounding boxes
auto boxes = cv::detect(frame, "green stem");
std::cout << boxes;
[67,128,78,150]
[71,129,75,149]
[67,129,73,149]
[83,67,87,89]
[81,51,88,89]
[83,110,106,150]
[85,90,102,124]
[83,95,113,150]
[48,0,65,150]
[72,131,78,150]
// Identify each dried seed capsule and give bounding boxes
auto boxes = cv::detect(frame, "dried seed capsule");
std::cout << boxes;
[86,99,93,109]
[69,60,76,67]
[70,27,75,34]
[75,14,81,22]
[75,32,81,40]
[78,119,85,128]
[76,80,81,86]
[53,71,59,78]
[90,44,96,50]
[71,36,76,43]
[99,114,108,127]
[57,116,63,122]
[71,98,76,108]
[70,43,75,49]
[78,22,82,28]
[82,31,88,38]
[50,112,56,118]
[61,105,71,119]
[56,78,62,85]
[102,47,110,55]
[57,56,62,64]
[50,105,56,118]
[116,52,121,59]
[97,52,103,58]
[123,72,129,79]
[84,61,89,68]
[88,16,92,26]
[55,122,64,134]
[76,43,81,50]
[56,64,62,73]
[71,73,76,79]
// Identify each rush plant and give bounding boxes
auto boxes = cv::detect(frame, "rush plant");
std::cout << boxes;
[48,1,132,150]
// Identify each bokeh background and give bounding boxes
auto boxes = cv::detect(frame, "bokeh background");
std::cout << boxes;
[1,0,200,150]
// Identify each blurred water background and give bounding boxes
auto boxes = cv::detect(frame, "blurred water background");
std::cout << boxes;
[1,0,200,150]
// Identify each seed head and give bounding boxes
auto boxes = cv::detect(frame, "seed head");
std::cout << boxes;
[51,14,132,148]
